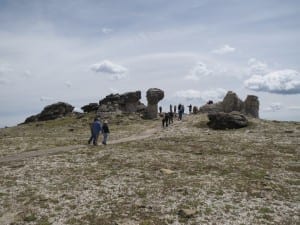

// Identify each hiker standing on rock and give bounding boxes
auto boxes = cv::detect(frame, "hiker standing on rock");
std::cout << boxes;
[88,118,102,146]
[102,120,110,145]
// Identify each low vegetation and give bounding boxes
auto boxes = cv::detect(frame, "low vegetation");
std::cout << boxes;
[0,113,299,224]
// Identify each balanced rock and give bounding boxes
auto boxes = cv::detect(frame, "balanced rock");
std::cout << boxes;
[207,111,248,129]
[144,88,164,119]
[199,102,223,114]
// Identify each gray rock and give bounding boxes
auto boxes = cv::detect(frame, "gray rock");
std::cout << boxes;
[81,103,99,112]
[222,91,244,113]
[24,102,74,123]
[98,91,143,113]
[243,95,259,118]
[144,88,164,119]
[207,111,248,129]
[178,209,197,218]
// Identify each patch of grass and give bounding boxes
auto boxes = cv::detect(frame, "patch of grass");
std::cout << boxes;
[24,214,37,222]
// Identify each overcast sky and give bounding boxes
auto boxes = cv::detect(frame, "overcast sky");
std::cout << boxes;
[0,0,300,127]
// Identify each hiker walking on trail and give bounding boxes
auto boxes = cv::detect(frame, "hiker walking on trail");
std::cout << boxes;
[102,120,110,145]
[88,118,102,146]
[188,104,192,114]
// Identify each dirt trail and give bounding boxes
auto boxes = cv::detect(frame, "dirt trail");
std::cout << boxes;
[0,127,160,164]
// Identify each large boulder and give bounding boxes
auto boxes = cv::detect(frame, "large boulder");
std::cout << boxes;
[243,95,259,118]
[38,102,74,121]
[24,102,74,123]
[98,91,143,113]
[207,111,248,129]
[144,88,164,119]
[197,91,260,118]
[81,103,99,113]
[222,91,244,113]
[199,102,223,114]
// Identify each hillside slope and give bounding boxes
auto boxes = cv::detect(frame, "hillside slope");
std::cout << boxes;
[0,113,299,225]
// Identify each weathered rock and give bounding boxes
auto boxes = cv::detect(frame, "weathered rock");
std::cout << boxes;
[144,88,164,119]
[222,91,244,113]
[160,168,175,175]
[199,102,223,114]
[81,103,99,113]
[98,91,143,113]
[192,106,198,114]
[38,102,74,121]
[178,209,197,218]
[207,111,248,129]
[198,91,260,118]
[243,95,259,118]
[24,102,74,123]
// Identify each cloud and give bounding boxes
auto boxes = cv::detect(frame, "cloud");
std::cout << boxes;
[175,89,202,100]
[175,88,226,102]
[212,44,235,54]
[23,70,33,78]
[184,62,212,80]
[244,69,300,94]
[263,102,282,112]
[102,27,113,34]
[90,60,128,75]
[248,58,269,75]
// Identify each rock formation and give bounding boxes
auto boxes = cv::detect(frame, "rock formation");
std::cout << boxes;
[143,88,164,119]
[207,111,248,129]
[199,91,259,118]
[24,102,74,123]
[81,103,99,113]
[98,91,146,114]
[243,95,259,118]
[222,91,244,113]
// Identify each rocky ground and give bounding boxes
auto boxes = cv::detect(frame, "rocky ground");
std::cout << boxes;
[0,113,299,225]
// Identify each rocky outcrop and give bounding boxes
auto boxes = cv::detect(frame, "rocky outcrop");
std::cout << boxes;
[24,102,74,123]
[81,103,99,113]
[98,91,146,114]
[222,91,244,113]
[243,95,259,118]
[199,91,259,118]
[199,102,223,114]
[143,88,164,119]
[207,111,248,129]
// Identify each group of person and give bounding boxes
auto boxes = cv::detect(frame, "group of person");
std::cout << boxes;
[88,118,110,146]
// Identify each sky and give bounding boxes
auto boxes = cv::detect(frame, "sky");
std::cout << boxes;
[0,0,300,127]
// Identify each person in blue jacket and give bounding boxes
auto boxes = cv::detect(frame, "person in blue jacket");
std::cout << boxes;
[88,118,102,146]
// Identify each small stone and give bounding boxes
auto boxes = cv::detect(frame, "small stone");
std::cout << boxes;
[160,168,175,175]
[178,209,197,218]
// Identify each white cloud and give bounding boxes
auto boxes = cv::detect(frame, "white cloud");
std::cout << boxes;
[175,88,226,102]
[248,58,269,75]
[23,70,33,78]
[90,60,128,74]
[184,62,212,80]
[109,73,127,80]
[109,87,119,93]
[102,27,113,34]
[212,44,235,54]
[263,102,282,112]
[244,69,300,94]
[175,89,202,100]
[201,88,227,102]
